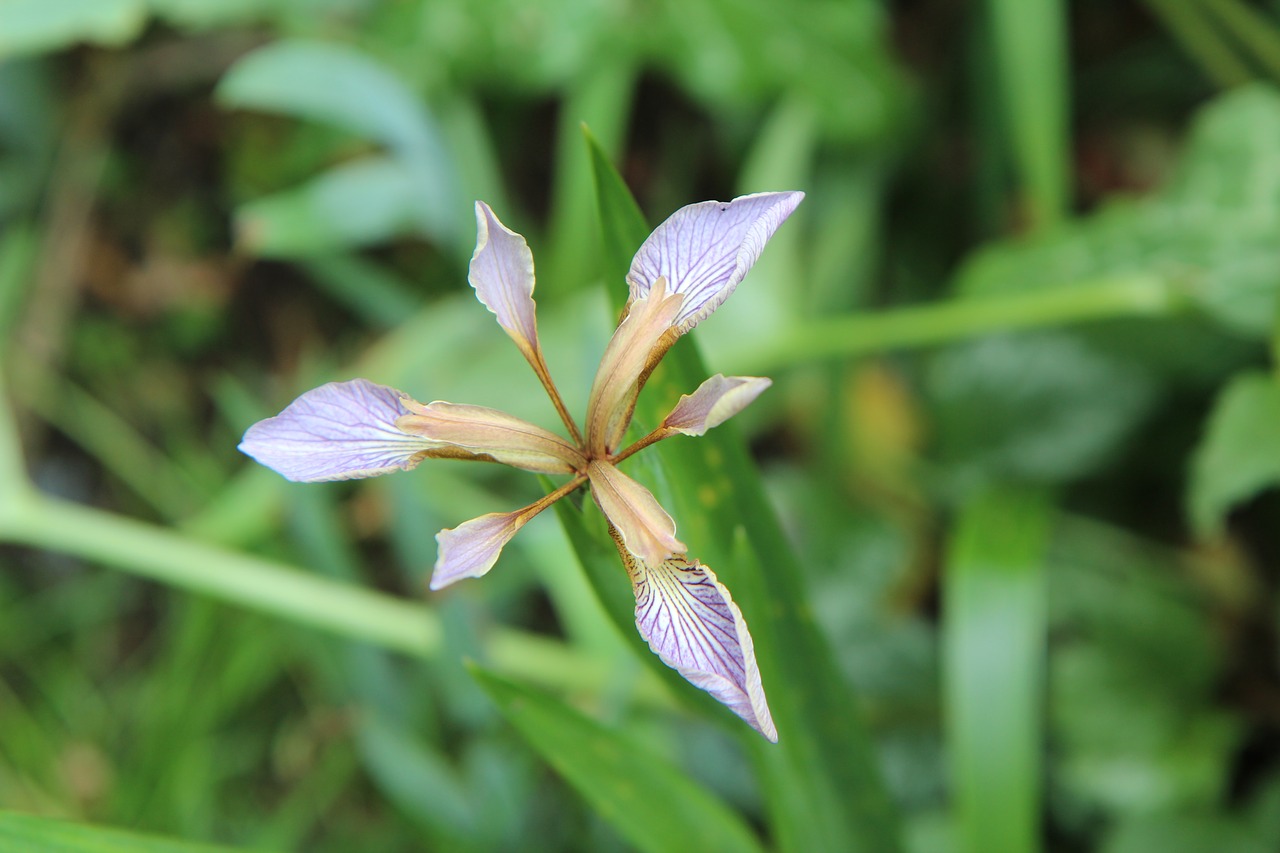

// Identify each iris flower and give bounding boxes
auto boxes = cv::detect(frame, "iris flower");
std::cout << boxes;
[240,192,803,741]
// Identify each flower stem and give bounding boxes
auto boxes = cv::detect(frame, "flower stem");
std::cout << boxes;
[611,427,671,465]
[530,352,585,446]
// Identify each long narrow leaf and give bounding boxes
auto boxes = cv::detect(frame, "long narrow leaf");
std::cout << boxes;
[944,485,1053,853]
[584,129,903,852]
[470,666,766,853]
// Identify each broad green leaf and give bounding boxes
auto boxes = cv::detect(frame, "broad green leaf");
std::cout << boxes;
[217,39,436,158]
[1047,516,1239,817]
[470,666,766,853]
[957,85,1280,337]
[1187,371,1280,536]
[0,811,250,853]
[0,0,146,58]
[927,332,1155,486]
[233,158,428,257]
[586,130,903,852]
[217,40,459,246]
[944,485,1052,853]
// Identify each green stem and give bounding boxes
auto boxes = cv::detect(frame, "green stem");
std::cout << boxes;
[0,374,32,506]
[0,492,665,703]
[739,272,1177,372]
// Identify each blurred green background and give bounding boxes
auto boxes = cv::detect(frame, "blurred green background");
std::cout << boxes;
[3,1,1280,851]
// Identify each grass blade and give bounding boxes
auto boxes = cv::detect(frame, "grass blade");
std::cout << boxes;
[470,666,766,853]
[944,485,1053,853]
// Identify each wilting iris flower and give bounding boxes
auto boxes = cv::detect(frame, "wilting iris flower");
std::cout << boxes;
[240,192,803,741]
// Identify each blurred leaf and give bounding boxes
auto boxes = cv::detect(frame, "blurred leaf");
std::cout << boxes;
[233,157,427,257]
[0,0,146,58]
[587,131,902,852]
[354,715,480,850]
[1048,518,1240,819]
[984,0,1070,226]
[944,485,1051,853]
[957,85,1280,337]
[928,332,1155,486]
[217,39,459,247]
[0,811,251,853]
[470,666,766,853]
[1187,371,1280,536]
[1103,813,1276,853]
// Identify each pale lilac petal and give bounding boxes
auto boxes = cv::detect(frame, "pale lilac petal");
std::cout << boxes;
[613,536,776,742]
[469,201,541,358]
[585,276,684,454]
[587,461,684,566]
[627,191,803,334]
[397,401,585,473]
[431,509,533,590]
[239,379,442,482]
[662,374,772,436]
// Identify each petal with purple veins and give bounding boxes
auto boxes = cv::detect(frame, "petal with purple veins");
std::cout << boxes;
[662,374,772,437]
[239,379,444,482]
[627,191,804,334]
[609,528,776,742]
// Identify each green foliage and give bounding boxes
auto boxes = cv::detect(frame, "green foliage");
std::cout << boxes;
[3,2,1280,852]
[472,666,767,853]
[1188,372,1280,535]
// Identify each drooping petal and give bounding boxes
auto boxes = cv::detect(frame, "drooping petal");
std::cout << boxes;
[627,191,804,334]
[662,374,772,436]
[584,276,683,454]
[431,475,587,589]
[609,527,776,742]
[431,508,534,590]
[469,201,541,359]
[397,401,585,474]
[239,379,445,482]
[587,460,684,567]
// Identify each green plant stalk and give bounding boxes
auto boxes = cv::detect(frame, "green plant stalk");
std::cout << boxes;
[0,491,662,703]
[986,0,1071,227]
[945,486,1053,853]
[1201,0,1280,82]
[740,271,1175,372]
[1143,0,1254,87]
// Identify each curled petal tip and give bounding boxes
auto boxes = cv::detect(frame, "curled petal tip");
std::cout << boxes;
[239,379,439,482]
[627,191,804,334]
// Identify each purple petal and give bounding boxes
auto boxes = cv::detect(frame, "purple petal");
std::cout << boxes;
[469,201,541,358]
[431,509,533,590]
[627,191,803,334]
[662,374,772,437]
[239,379,440,482]
[616,539,777,742]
